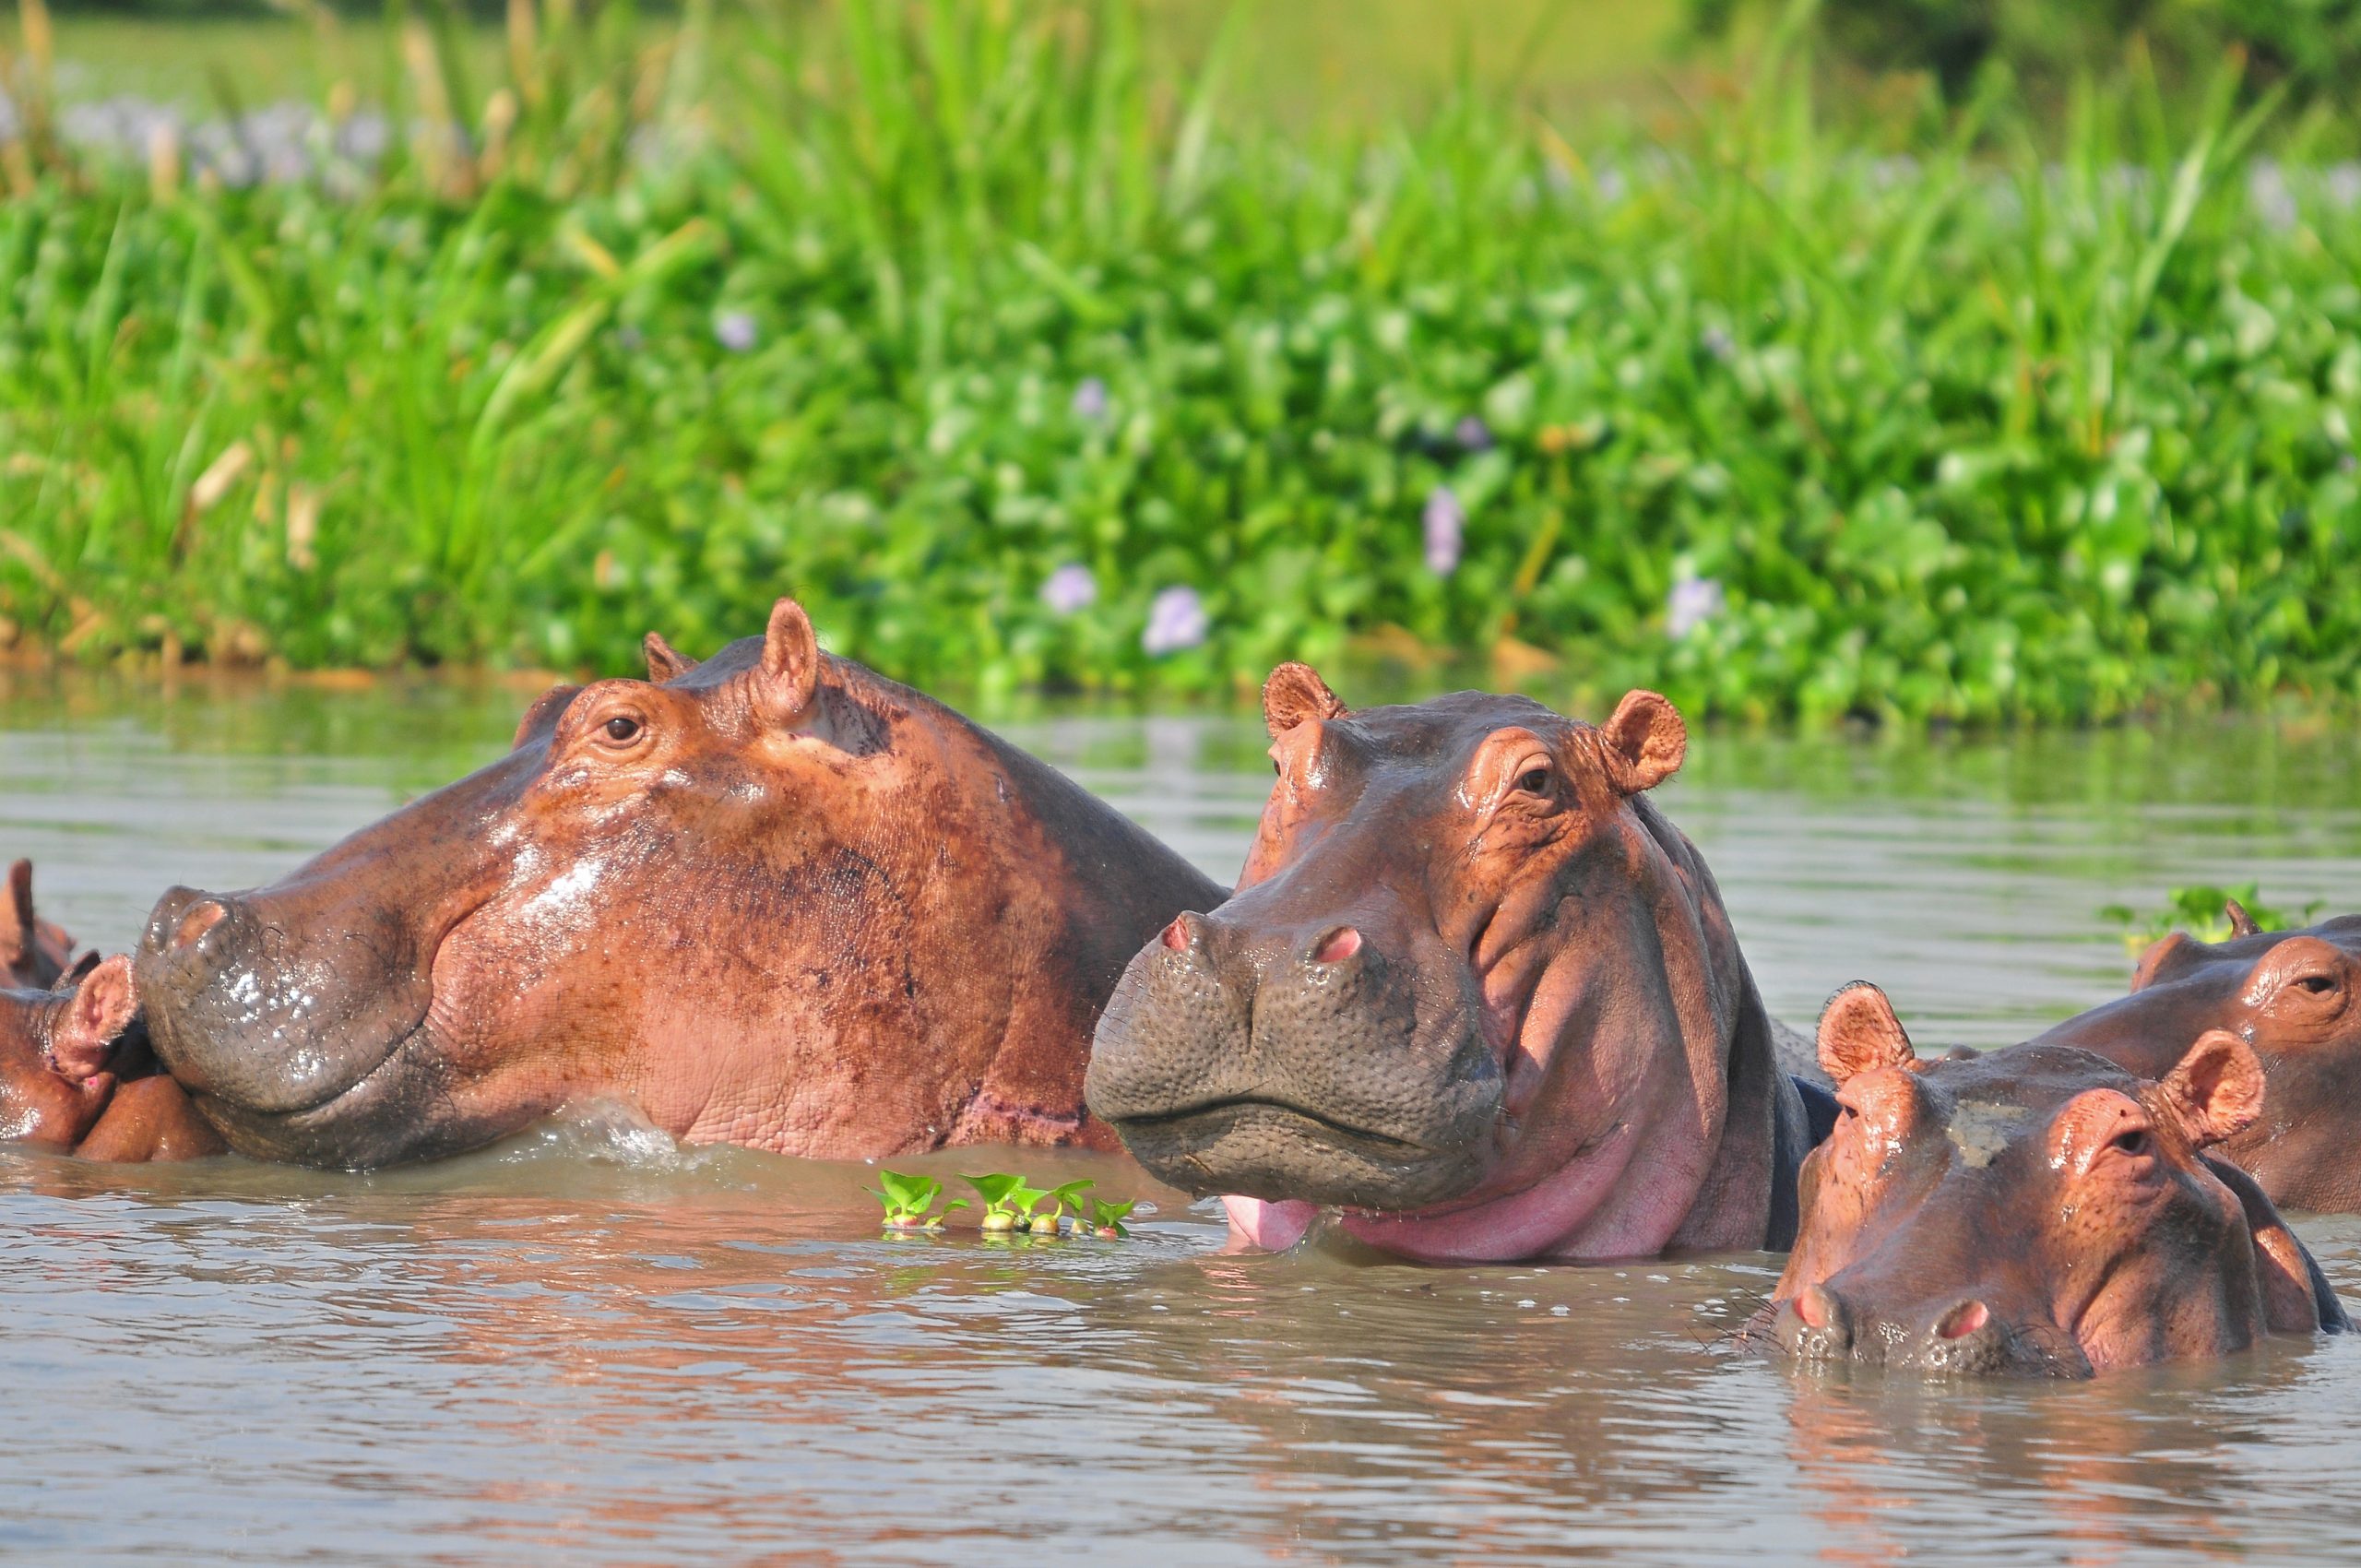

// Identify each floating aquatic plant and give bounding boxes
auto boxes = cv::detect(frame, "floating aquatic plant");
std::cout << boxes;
[1087,1197,1139,1240]
[2100,885,2327,951]
[868,1170,967,1230]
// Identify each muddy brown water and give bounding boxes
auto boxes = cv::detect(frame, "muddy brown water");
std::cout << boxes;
[6,678,2361,1565]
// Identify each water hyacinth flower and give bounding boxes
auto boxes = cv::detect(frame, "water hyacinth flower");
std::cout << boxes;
[1423,486,1465,576]
[1071,377,1110,421]
[1142,587,1208,656]
[715,311,758,353]
[2248,160,2298,234]
[1453,415,1493,452]
[1040,564,1097,615]
[1666,574,1726,640]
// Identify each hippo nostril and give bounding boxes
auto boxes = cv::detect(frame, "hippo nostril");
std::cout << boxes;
[1795,1284,1840,1331]
[1311,926,1361,966]
[1161,914,1199,953]
[1935,1300,1990,1341]
[169,900,228,954]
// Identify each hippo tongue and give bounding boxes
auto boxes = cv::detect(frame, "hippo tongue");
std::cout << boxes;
[1223,1195,1318,1251]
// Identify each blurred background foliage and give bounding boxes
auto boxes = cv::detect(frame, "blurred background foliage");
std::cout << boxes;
[3,0,2360,723]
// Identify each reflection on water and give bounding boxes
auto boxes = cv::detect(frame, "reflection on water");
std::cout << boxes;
[6,672,2361,1565]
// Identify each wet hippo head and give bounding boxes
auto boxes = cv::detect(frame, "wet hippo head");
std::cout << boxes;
[1762,983,2347,1377]
[0,956,137,1148]
[2042,910,2361,1212]
[1086,666,1809,1262]
[139,597,1222,1168]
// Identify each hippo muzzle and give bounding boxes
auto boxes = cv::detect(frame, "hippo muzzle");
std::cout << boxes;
[136,883,458,1167]
[1086,908,1503,1209]
[1762,1281,2082,1378]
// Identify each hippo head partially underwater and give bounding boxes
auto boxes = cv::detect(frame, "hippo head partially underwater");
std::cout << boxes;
[1086,666,1816,1261]
[1757,983,2346,1377]
[2041,909,2361,1213]
[138,598,1223,1169]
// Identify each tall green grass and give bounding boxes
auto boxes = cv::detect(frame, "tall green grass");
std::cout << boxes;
[4,0,2360,722]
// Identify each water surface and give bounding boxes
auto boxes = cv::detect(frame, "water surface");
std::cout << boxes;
[5,674,2359,1565]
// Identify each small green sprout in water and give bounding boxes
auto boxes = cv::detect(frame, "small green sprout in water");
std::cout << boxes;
[868,1170,967,1231]
[2100,885,2324,953]
[1088,1197,1139,1239]
[1028,1180,1095,1237]
[964,1172,1033,1233]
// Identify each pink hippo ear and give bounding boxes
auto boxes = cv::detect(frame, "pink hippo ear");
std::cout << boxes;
[1262,662,1347,741]
[1817,981,1918,1085]
[2159,1028,2265,1147]
[752,597,823,727]
[511,683,584,751]
[1599,690,1687,795]
[643,631,699,683]
[1,859,34,974]
[2130,931,2197,992]
[48,955,136,1081]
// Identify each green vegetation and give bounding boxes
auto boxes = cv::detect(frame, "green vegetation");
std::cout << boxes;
[867,1168,967,1229]
[7,0,2361,722]
[2101,883,2326,949]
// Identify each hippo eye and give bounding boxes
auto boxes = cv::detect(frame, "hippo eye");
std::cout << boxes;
[601,716,643,744]
[2296,973,2339,995]
[1516,767,1550,796]
[2110,1128,2151,1158]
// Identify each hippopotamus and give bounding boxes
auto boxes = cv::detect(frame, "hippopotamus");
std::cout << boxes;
[1756,981,2346,1376]
[2033,908,2361,1213]
[136,597,1225,1169]
[0,868,227,1169]
[1085,666,1823,1261]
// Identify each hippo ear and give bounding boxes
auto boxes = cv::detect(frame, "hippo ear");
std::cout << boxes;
[1263,662,1347,740]
[47,955,136,1081]
[1599,690,1686,795]
[2160,1028,2265,1147]
[2130,932,2191,992]
[511,683,583,751]
[752,597,823,727]
[643,632,698,683]
[2225,897,2263,939]
[1818,981,1917,1085]
[0,860,30,971]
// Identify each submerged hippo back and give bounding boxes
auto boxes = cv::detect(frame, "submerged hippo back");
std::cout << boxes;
[138,598,1223,1168]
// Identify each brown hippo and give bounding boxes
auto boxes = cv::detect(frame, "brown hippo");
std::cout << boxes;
[0,954,224,1161]
[1755,982,2345,1376]
[1085,667,1826,1262]
[136,598,1225,1169]
[2035,909,2361,1213]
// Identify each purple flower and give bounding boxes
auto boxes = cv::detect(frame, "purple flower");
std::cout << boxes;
[1453,415,1493,452]
[1701,325,1736,363]
[1142,587,1208,656]
[2248,160,2298,234]
[1667,575,1726,640]
[1423,486,1465,576]
[1072,377,1110,421]
[715,311,758,352]
[1040,563,1097,615]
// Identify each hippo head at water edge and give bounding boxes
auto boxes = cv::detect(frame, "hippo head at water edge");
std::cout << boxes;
[0,944,224,1163]
[1086,665,1814,1262]
[2042,909,2361,1213]
[1756,982,2348,1378]
[137,597,1225,1169]
[3,859,81,992]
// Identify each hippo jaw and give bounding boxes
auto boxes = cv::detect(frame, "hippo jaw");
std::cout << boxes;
[1109,1091,1496,1211]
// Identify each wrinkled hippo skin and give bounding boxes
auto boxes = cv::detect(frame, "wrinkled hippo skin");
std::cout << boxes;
[2037,909,2361,1213]
[137,598,1225,1170]
[1086,665,1816,1262]
[0,944,224,1162]
[1752,982,2345,1377]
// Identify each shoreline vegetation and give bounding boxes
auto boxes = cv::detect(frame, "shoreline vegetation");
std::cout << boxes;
[5,1,2361,724]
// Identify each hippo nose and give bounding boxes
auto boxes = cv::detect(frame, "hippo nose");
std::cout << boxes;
[1310,926,1362,966]
[1160,912,1206,954]
[1916,1299,2016,1372]
[1779,1284,1856,1360]
[146,886,224,956]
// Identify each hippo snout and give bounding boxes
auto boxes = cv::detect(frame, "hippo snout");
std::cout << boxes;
[136,883,437,1134]
[1086,905,1502,1210]
[1768,1284,2068,1378]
